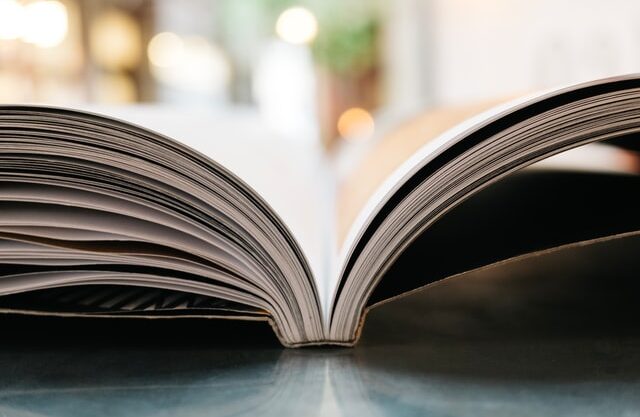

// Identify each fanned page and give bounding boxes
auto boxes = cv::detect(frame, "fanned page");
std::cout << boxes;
[329,74,640,343]
[88,107,345,325]
[3,74,640,347]
[0,106,327,347]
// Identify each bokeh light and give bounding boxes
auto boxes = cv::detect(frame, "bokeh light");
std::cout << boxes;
[21,0,68,48]
[147,32,184,68]
[95,72,137,103]
[149,34,230,95]
[0,0,25,40]
[275,6,318,45]
[337,107,375,141]
[90,9,142,71]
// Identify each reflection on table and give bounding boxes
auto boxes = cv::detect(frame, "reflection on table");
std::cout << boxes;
[1,235,640,416]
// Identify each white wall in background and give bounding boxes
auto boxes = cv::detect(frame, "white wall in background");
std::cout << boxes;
[384,0,640,107]
[252,40,319,144]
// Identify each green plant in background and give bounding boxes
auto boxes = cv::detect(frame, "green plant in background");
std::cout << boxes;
[262,0,380,75]
[312,15,378,75]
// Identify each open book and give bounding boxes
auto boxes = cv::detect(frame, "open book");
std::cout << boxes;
[1,74,640,347]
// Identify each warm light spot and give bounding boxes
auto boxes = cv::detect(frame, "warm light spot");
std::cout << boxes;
[95,72,137,103]
[150,36,230,94]
[147,32,184,68]
[338,107,375,141]
[90,9,142,70]
[275,6,318,45]
[0,0,25,40]
[21,0,68,48]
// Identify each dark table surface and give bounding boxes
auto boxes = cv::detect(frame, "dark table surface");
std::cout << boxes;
[1,238,640,417]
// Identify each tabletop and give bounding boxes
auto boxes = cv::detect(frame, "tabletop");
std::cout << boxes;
[1,237,639,417]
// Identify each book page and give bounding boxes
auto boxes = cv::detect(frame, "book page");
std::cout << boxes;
[328,74,640,342]
[336,80,640,268]
[335,99,510,246]
[82,105,336,315]
[0,104,329,344]
[84,106,332,271]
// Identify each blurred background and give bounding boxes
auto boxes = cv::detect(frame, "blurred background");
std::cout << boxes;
[1,0,640,153]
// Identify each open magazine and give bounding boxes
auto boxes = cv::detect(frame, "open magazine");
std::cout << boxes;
[1,74,640,347]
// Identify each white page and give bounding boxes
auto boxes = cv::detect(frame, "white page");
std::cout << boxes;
[81,105,335,313]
